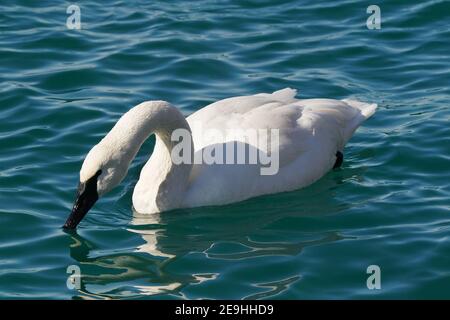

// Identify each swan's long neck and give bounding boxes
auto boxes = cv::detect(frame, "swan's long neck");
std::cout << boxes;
[100,101,193,213]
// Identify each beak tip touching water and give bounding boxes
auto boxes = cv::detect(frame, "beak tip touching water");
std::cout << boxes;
[63,174,100,229]
[62,213,79,230]
[63,194,98,229]
[63,196,97,230]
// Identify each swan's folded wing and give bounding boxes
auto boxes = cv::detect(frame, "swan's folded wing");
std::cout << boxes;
[188,94,376,171]
[187,88,297,129]
[188,100,310,168]
[183,95,376,208]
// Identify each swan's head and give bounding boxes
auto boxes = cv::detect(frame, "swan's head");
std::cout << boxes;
[63,144,128,229]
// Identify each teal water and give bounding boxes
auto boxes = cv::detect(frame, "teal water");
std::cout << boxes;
[1,0,449,299]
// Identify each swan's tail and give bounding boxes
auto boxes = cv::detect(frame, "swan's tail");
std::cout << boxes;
[340,99,377,145]
[342,99,377,119]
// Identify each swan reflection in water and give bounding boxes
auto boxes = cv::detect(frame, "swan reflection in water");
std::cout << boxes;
[66,172,356,299]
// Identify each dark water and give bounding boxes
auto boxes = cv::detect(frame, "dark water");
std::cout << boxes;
[0,0,449,299]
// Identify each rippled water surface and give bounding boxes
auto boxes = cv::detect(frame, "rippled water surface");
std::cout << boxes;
[1,0,449,299]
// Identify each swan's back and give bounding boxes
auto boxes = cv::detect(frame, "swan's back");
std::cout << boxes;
[183,88,377,208]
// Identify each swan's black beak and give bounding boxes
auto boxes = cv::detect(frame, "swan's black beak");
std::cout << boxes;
[63,172,100,229]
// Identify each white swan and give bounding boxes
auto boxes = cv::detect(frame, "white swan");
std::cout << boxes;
[64,88,377,229]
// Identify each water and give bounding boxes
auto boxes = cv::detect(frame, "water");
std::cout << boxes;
[0,0,449,299]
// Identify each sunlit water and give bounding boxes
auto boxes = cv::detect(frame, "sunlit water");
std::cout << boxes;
[0,0,449,299]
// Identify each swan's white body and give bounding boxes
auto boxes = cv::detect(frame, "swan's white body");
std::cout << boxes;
[80,88,376,214]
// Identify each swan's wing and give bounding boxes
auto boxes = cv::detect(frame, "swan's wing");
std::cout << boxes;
[183,90,377,207]
[187,87,297,130]
[187,89,377,167]
[187,88,303,166]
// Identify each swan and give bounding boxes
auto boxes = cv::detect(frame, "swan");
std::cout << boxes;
[63,88,377,229]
